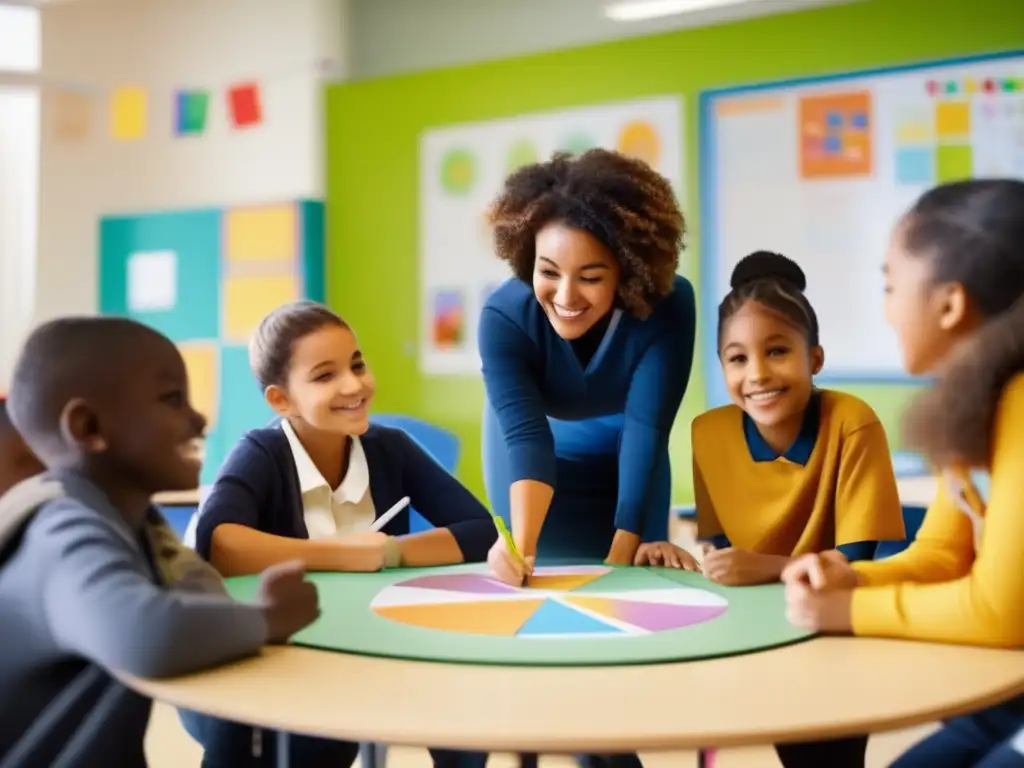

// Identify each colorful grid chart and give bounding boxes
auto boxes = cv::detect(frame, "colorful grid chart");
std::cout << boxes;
[895,74,1024,186]
[371,565,729,638]
[98,200,324,484]
[893,100,975,185]
[798,91,873,179]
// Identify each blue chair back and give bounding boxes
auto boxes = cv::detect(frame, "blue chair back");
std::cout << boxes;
[371,414,461,533]
[159,505,198,539]
[874,504,927,559]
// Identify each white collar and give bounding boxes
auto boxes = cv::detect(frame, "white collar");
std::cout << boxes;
[281,420,370,504]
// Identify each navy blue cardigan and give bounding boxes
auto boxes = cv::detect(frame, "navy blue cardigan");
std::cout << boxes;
[193,422,497,563]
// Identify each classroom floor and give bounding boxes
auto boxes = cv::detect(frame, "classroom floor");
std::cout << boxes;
[144,518,936,766]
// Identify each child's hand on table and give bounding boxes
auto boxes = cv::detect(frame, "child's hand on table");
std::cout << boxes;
[780,550,859,633]
[703,547,786,586]
[781,550,861,591]
[633,542,701,571]
[784,581,854,633]
[487,536,535,586]
[257,559,321,643]
[337,531,393,572]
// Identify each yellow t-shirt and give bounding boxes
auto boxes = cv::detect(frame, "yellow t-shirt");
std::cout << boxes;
[692,390,905,556]
[851,373,1024,648]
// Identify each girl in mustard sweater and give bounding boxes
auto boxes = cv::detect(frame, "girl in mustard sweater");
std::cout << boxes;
[783,178,1024,767]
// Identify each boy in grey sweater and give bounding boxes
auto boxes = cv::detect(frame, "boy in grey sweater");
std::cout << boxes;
[0,317,320,767]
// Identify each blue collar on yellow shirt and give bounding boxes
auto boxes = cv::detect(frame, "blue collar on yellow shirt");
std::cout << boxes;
[743,391,821,465]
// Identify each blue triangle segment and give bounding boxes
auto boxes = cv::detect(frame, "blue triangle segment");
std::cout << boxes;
[516,598,623,636]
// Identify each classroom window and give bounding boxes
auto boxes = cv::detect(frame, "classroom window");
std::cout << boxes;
[0,5,41,386]
[0,5,41,72]
[0,87,40,387]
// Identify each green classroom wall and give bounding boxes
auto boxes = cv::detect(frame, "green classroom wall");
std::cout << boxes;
[325,0,1024,505]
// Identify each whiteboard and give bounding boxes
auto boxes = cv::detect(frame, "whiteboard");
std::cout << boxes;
[419,96,684,375]
[700,51,1024,405]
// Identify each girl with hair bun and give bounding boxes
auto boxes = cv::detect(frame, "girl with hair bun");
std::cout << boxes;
[783,179,1024,768]
[692,250,906,768]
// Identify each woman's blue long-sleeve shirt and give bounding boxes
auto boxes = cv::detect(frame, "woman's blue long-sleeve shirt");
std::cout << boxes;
[478,275,696,536]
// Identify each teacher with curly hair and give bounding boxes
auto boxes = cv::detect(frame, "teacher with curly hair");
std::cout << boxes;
[480,148,698,593]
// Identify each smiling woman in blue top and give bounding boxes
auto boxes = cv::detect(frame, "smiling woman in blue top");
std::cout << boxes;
[480,148,699,585]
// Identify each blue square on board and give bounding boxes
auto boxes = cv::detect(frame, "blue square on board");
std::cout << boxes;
[826,111,844,129]
[851,112,869,129]
[824,135,842,154]
[895,147,934,186]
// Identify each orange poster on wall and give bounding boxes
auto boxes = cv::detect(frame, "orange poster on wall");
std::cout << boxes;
[798,91,873,179]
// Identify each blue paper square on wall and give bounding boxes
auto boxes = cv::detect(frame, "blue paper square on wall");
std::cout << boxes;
[894,147,934,186]
[98,209,222,342]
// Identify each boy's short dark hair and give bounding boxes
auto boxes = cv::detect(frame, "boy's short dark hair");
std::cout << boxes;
[248,301,348,391]
[7,316,167,460]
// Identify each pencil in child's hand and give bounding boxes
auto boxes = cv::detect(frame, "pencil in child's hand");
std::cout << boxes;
[370,496,410,533]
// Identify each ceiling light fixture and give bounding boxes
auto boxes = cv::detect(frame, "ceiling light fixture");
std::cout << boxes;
[604,0,755,22]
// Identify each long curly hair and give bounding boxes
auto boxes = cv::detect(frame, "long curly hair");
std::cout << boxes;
[487,149,685,319]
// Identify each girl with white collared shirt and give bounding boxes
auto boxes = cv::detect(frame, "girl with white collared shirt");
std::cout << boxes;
[183,300,495,768]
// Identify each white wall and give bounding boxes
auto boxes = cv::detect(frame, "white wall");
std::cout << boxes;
[349,0,859,79]
[0,4,41,390]
[32,0,349,344]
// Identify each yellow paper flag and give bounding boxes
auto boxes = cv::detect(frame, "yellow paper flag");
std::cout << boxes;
[52,89,92,142]
[111,86,147,141]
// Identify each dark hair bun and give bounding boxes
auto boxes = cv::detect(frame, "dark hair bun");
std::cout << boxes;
[730,250,806,292]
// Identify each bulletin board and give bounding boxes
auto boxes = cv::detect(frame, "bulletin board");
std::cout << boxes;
[419,96,685,375]
[98,200,325,484]
[700,50,1024,406]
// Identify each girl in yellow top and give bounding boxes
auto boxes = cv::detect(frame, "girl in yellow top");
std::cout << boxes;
[783,179,1024,767]
[692,250,906,768]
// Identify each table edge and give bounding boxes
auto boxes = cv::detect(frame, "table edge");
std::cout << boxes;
[121,643,1024,752]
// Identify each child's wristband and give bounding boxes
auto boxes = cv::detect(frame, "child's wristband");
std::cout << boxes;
[382,536,402,569]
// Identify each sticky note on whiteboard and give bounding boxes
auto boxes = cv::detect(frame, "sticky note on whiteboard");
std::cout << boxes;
[127,250,177,312]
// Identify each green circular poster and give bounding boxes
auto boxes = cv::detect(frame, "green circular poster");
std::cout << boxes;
[439,148,476,194]
[506,140,539,173]
[226,563,814,667]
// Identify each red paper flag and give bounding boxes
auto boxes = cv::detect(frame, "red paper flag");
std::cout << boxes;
[228,81,262,128]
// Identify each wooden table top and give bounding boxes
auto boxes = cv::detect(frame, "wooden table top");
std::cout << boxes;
[121,637,1024,753]
[153,489,201,506]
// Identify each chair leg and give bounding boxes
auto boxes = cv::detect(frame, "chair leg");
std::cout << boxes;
[698,748,716,768]
[276,731,290,768]
[360,742,387,767]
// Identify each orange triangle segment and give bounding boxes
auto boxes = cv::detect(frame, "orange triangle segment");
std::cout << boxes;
[374,599,544,636]
[525,573,607,591]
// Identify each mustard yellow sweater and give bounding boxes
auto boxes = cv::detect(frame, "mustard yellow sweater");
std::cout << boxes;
[851,374,1024,648]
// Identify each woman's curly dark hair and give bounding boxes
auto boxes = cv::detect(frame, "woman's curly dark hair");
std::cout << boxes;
[899,179,1024,469]
[488,148,685,319]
